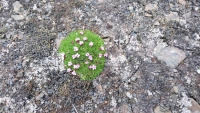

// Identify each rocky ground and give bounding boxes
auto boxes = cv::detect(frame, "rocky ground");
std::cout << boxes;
[0,0,200,113]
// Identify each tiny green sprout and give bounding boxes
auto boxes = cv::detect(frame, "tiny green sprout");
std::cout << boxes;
[59,30,107,81]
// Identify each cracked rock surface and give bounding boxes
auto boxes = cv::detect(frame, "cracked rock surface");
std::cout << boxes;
[0,0,200,113]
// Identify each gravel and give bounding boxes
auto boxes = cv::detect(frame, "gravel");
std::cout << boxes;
[0,0,200,113]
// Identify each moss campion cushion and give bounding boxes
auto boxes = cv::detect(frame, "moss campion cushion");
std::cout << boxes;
[59,30,107,80]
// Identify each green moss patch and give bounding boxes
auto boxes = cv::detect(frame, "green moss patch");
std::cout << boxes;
[59,30,107,81]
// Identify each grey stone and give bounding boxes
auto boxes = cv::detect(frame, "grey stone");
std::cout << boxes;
[154,21,160,26]
[154,106,171,113]
[172,86,179,93]
[36,92,44,101]
[55,36,65,49]
[145,3,158,12]
[165,12,179,22]
[47,89,53,95]
[13,1,23,13]
[17,70,24,78]
[118,104,132,113]
[193,33,200,40]
[197,69,200,74]
[128,6,133,11]
[178,0,186,5]
[153,44,186,68]
[126,92,132,99]
[145,13,153,17]
[131,76,137,81]
[11,15,25,21]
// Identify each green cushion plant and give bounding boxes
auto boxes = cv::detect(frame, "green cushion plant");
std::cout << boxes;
[59,30,107,81]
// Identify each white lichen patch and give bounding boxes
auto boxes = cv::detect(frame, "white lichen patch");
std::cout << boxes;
[178,93,192,113]
[110,96,117,108]
[108,53,132,79]
[126,37,143,52]
[0,97,15,110]
[178,93,192,107]
[149,28,164,39]
[178,93,200,113]
[43,52,65,71]
[109,53,127,67]
[24,49,66,88]
[0,96,37,113]
[1,0,9,10]
[184,76,191,84]
[23,99,37,113]
[121,65,131,80]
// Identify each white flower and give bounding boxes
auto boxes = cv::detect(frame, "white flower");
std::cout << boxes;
[92,65,96,70]
[100,46,104,50]
[89,64,96,70]
[67,68,71,72]
[85,61,89,64]
[85,53,90,56]
[75,38,80,42]
[104,53,108,57]
[73,64,80,69]
[89,42,93,47]
[83,37,87,41]
[79,41,84,45]
[99,53,102,58]
[72,55,76,59]
[88,55,93,60]
[74,47,78,51]
[68,62,73,66]
[75,53,80,58]
[80,31,84,35]
[72,71,76,75]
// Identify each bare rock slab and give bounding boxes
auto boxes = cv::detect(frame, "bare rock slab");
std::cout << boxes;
[188,98,200,113]
[153,44,186,68]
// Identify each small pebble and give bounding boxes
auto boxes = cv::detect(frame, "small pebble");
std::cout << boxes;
[154,21,160,26]
[11,15,25,21]
[145,3,158,12]
[172,86,179,93]
[145,13,152,17]
[196,69,200,74]
[178,0,186,5]
[128,6,133,11]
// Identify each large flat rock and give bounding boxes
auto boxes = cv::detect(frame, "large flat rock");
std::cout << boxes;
[154,44,186,68]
